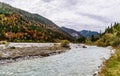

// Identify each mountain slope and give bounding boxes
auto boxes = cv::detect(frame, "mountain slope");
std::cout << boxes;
[0,2,73,42]
[79,30,99,38]
[61,26,99,39]
[61,27,82,39]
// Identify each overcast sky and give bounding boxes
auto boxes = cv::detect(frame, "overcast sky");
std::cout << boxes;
[1,0,120,32]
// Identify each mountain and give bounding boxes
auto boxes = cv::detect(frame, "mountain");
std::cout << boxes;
[61,27,82,39]
[0,2,73,42]
[61,26,99,39]
[79,30,99,38]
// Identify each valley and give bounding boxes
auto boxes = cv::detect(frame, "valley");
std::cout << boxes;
[0,1,120,76]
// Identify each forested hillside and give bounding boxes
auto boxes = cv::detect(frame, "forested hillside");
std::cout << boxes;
[0,2,73,42]
[96,23,120,47]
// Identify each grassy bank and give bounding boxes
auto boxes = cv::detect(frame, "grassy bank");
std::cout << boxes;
[99,47,120,76]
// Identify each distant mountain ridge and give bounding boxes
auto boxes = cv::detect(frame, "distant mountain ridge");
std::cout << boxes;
[61,27,99,38]
[0,2,73,42]
[79,30,99,38]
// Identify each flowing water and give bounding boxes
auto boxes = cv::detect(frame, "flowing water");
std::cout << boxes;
[0,44,113,76]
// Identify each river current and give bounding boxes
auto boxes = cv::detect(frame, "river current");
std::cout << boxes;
[0,44,113,76]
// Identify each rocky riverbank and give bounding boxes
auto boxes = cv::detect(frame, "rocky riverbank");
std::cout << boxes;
[0,43,70,64]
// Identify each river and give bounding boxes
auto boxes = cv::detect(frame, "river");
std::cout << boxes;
[0,44,113,76]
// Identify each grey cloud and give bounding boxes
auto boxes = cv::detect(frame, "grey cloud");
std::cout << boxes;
[78,12,113,23]
[64,23,104,32]
[42,0,52,3]
[66,0,78,5]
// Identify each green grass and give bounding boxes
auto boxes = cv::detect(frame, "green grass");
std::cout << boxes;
[99,47,120,76]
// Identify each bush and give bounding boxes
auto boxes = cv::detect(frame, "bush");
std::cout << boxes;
[112,37,120,47]
[60,40,70,48]
[85,39,93,45]
[0,41,8,44]
[95,39,106,47]
[95,33,115,47]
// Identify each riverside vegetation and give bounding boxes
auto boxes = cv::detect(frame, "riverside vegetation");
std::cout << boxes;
[99,47,120,76]
[96,23,120,76]
[83,23,120,76]
[76,22,120,76]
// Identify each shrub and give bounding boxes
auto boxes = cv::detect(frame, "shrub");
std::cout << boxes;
[116,32,120,37]
[95,39,106,47]
[112,37,120,47]
[85,39,93,45]
[0,41,8,44]
[60,40,70,48]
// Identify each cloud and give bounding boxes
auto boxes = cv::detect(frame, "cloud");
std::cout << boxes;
[78,12,113,23]
[1,0,120,32]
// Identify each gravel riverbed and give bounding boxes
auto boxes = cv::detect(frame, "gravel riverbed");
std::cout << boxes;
[0,43,114,76]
